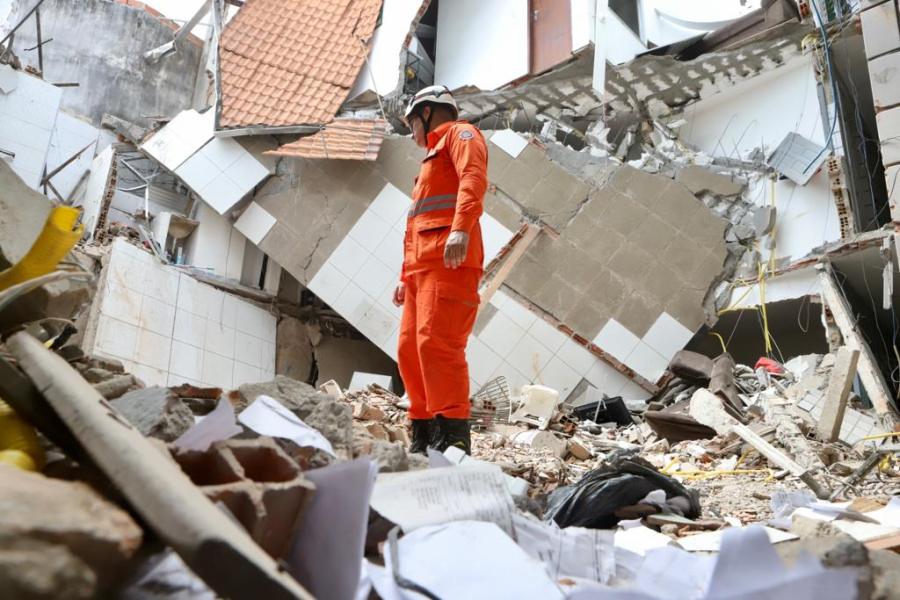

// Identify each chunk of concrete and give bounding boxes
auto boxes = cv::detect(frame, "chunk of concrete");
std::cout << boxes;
[0,465,143,594]
[110,386,194,441]
[93,373,142,400]
[237,375,330,418]
[0,535,96,600]
[676,166,743,197]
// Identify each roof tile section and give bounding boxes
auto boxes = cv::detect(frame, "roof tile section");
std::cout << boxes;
[266,119,388,161]
[218,0,383,130]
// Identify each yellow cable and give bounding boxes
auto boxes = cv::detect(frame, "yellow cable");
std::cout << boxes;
[768,174,777,277]
[710,332,727,353]
[857,432,900,442]
[878,453,894,473]
[735,448,754,469]
[0,399,45,471]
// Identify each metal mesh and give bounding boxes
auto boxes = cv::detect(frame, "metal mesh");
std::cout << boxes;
[470,376,511,428]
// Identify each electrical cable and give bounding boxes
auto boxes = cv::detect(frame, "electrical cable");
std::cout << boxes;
[802,0,840,175]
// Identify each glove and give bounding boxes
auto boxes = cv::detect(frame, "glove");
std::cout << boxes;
[444,230,469,269]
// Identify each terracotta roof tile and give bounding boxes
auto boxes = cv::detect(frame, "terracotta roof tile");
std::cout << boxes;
[218,0,382,130]
[264,119,387,161]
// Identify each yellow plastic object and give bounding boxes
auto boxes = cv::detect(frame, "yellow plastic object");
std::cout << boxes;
[0,399,44,471]
[0,207,84,293]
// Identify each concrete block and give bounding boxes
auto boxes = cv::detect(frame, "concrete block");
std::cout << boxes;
[554,249,604,294]
[579,187,617,223]
[625,168,670,209]
[171,437,316,558]
[487,141,515,181]
[498,158,543,201]
[111,386,194,441]
[629,214,679,255]
[586,269,629,313]
[660,232,712,279]
[665,287,706,331]
[680,205,729,246]
[0,465,143,595]
[506,253,554,299]
[516,144,555,179]
[607,164,636,191]
[676,166,743,197]
[606,241,655,285]
[653,183,703,232]
[532,273,580,318]
[571,223,626,266]
[687,250,727,290]
[560,296,609,342]
[868,49,900,109]
[613,291,663,338]
[876,105,900,166]
[861,1,900,58]
[598,197,649,237]
[637,260,684,302]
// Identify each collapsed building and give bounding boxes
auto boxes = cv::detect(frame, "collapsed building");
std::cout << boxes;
[3,0,900,598]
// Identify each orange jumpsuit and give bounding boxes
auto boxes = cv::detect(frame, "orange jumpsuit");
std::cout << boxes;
[398,120,488,420]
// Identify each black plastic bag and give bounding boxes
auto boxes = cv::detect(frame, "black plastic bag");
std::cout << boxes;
[544,455,701,529]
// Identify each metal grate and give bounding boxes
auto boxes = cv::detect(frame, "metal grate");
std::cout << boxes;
[470,376,511,428]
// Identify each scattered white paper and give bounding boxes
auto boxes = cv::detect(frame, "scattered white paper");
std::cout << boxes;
[831,519,900,542]
[615,525,677,557]
[287,458,378,600]
[238,395,335,456]
[676,526,797,553]
[866,496,900,528]
[173,398,242,452]
[428,447,453,468]
[386,521,565,600]
[513,512,616,583]
[442,445,530,497]
[370,464,516,536]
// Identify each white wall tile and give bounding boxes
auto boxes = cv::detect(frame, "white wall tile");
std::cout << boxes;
[205,321,236,359]
[642,312,694,362]
[174,150,218,191]
[327,235,367,279]
[488,361,531,397]
[202,351,234,389]
[585,359,632,397]
[219,294,239,330]
[198,174,245,215]
[373,228,404,274]
[200,137,245,170]
[234,201,277,245]
[466,336,504,386]
[206,287,227,324]
[176,274,209,318]
[620,380,652,401]
[376,282,404,321]
[381,324,400,361]
[234,330,262,368]
[331,282,371,324]
[139,109,214,171]
[261,312,277,344]
[348,210,391,249]
[234,299,261,336]
[132,363,168,387]
[478,311,527,359]
[538,356,583,403]
[169,340,204,381]
[100,282,143,327]
[489,289,510,310]
[308,261,350,306]
[555,339,597,377]
[499,296,538,330]
[134,328,172,371]
[355,255,395,299]
[167,373,201,387]
[107,249,145,293]
[139,297,176,337]
[173,309,207,348]
[227,151,270,191]
[505,332,554,380]
[481,215,513,265]
[261,341,276,371]
[95,315,138,362]
[594,319,641,363]
[368,183,412,225]
[527,317,568,353]
[143,263,179,306]
[233,361,262,387]
[356,302,400,348]
[490,129,529,158]
[625,341,669,383]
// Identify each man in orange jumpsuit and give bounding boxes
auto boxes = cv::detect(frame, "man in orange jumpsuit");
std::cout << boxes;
[392,85,487,455]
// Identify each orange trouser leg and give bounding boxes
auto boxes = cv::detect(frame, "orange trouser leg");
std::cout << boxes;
[397,267,481,420]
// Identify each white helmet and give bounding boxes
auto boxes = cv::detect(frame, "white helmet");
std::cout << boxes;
[403,85,458,125]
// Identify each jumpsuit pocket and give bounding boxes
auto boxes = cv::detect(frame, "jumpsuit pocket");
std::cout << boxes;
[415,225,451,263]
[431,281,480,343]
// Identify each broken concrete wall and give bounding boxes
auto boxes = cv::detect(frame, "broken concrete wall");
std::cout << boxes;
[14,0,204,128]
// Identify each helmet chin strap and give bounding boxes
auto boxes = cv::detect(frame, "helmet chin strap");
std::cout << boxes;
[423,106,434,136]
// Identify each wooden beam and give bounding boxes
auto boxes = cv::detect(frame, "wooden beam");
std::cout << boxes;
[817,346,860,442]
[816,262,900,430]
[477,223,540,316]
[34,7,42,73]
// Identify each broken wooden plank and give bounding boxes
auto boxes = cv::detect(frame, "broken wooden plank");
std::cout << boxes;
[477,222,540,316]
[817,347,860,442]
[816,262,900,430]
[7,332,314,600]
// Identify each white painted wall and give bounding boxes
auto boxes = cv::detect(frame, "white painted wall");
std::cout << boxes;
[0,68,61,190]
[80,145,115,240]
[607,11,649,65]
[681,54,841,262]
[47,111,100,200]
[183,202,245,278]
[640,0,761,46]
[571,0,592,52]
[349,0,424,100]
[434,0,529,91]
[0,0,18,40]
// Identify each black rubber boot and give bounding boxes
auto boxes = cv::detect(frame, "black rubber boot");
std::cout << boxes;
[434,415,471,455]
[408,419,435,455]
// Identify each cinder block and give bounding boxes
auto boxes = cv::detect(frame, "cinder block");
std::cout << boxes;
[868,49,900,110]
[877,106,900,166]
[861,2,900,58]
[171,437,315,558]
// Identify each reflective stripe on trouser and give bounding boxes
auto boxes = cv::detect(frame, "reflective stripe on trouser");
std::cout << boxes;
[397,267,481,420]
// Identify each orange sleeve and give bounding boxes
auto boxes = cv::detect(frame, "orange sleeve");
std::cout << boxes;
[446,124,487,234]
